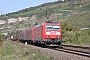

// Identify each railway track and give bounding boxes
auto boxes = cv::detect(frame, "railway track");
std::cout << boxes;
[49,44,90,58]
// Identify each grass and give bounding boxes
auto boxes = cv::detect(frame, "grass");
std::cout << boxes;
[0,41,54,60]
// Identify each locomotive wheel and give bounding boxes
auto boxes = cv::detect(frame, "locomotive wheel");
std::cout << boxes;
[42,43,47,48]
[31,41,33,45]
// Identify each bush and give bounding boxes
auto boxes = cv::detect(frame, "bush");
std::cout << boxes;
[0,34,4,45]
[62,30,90,46]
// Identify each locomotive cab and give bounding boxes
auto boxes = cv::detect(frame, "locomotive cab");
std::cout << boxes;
[45,22,62,46]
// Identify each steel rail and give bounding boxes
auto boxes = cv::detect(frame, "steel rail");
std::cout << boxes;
[48,45,90,58]
[61,44,90,49]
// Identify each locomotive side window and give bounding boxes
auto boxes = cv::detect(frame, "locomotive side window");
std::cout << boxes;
[53,26,60,30]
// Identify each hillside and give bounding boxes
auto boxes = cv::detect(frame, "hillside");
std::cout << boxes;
[0,0,90,27]
[0,0,90,46]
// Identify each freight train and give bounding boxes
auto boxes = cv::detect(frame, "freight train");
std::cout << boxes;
[11,21,62,47]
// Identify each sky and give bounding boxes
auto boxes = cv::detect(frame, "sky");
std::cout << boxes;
[0,0,57,14]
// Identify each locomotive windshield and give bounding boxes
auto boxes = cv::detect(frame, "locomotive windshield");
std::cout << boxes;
[46,25,60,30]
[53,26,60,30]
[46,26,52,30]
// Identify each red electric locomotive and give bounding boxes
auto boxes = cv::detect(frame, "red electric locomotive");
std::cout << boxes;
[33,21,62,47]
[11,21,62,47]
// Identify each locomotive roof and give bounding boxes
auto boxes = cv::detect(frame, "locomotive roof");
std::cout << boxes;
[45,20,56,23]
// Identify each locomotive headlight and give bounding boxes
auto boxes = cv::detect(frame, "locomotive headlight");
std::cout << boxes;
[56,36,60,38]
[46,32,51,35]
[56,32,60,35]
[46,36,50,38]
